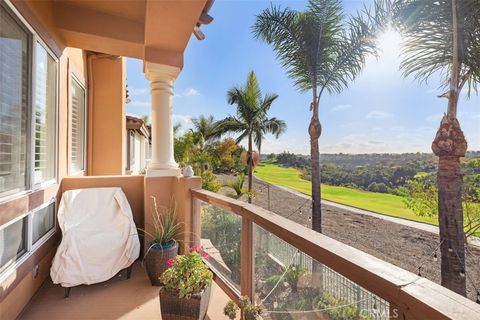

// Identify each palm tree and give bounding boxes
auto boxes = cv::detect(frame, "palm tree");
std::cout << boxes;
[391,0,480,296]
[253,0,387,232]
[191,115,218,146]
[214,71,287,203]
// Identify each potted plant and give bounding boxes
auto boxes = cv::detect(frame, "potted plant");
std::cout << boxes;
[224,296,262,320]
[140,197,182,286]
[159,245,213,320]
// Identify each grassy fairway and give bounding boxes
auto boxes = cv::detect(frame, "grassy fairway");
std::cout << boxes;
[254,163,438,225]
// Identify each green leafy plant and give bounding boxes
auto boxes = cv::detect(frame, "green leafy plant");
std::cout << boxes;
[201,170,221,192]
[138,197,183,249]
[284,265,306,293]
[223,296,262,320]
[224,173,247,199]
[223,300,239,320]
[314,293,372,320]
[160,245,213,299]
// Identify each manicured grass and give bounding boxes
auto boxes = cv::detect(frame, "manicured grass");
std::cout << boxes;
[254,163,438,226]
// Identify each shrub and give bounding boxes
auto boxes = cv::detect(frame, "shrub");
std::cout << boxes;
[201,170,221,192]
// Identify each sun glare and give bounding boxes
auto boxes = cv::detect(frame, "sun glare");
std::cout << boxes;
[376,29,402,58]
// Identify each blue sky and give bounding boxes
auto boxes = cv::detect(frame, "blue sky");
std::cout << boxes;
[126,0,480,155]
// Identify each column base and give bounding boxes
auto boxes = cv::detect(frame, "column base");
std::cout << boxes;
[146,167,181,177]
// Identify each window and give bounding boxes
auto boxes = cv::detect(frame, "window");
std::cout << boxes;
[34,42,57,183]
[70,79,86,173]
[0,216,27,273]
[0,3,58,278]
[0,200,55,275]
[0,4,29,197]
[129,131,136,168]
[31,202,55,245]
[0,3,58,196]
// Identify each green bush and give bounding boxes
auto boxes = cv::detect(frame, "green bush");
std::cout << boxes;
[314,293,372,320]
[201,170,221,192]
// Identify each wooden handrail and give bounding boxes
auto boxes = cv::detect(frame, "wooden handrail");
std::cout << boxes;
[191,188,480,320]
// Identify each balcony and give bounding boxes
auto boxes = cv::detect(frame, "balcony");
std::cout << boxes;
[17,176,480,320]
[20,263,232,320]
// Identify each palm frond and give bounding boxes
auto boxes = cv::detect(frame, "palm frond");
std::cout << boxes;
[392,0,480,95]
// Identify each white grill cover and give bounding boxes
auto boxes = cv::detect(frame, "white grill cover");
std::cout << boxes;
[51,187,140,287]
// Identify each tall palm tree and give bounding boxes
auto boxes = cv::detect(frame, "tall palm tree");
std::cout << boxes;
[253,0,387,232]
[214,71,287,203]
[391,0,480,296]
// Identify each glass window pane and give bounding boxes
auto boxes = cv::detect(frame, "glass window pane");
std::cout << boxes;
[34,43,57,183]
[0,5,29,196]
[201,202,241,291]
[0,217,27,272]
[70,79,85,173]
[32,202,55,244]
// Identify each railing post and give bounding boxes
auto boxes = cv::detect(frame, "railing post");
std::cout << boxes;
[241,216,254,300]
[191,196,201,246]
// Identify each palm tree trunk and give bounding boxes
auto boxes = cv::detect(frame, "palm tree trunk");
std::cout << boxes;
[247,134,253,204]
[432,113,467,296]
[309,98,322,233]
[430,0,467,297]
[309,96,323,288]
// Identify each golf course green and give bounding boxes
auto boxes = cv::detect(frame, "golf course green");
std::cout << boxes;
[254,163,438,225]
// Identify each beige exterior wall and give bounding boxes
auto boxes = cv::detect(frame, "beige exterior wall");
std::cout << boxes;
[88,56,127,176]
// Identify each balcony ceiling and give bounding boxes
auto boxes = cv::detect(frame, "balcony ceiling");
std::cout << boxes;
[22,0,210,67]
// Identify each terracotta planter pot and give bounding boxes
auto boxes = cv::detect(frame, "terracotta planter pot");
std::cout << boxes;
[159,285,212,320]
[145,242,178,286]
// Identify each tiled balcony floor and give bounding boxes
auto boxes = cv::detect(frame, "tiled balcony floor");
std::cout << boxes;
[20,263,233,320]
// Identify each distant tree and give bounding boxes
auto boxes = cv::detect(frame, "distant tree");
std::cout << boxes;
[213,138,243,173]
[253,0,387,232]
[401,174,480,238]
[214,71,286,202]
[191,115,218,145]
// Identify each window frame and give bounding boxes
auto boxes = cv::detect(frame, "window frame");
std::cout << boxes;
[69,75,87,175]
[0,0,59,280]
[0,0,33,200]
[0,198,56,282]
[31,37,59,189]
[0,0,59,200]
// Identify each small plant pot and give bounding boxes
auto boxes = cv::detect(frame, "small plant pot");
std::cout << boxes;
[159,285,212,320]
[145,242,178,286]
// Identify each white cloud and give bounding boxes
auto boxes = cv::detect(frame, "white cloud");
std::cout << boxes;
[368,140,385,145]
[331,104,352,112]
[173,114,193,131]
[184,88,200,97]
[366,111,393,119]
[471,114,480,119]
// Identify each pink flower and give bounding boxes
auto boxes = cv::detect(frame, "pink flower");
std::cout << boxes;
[166,258,175,267]
[202,252,209,260]
[190,244,205,253]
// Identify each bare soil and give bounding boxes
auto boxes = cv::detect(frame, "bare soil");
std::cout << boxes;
[217,175,480,302]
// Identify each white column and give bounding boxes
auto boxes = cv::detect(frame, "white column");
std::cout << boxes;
[144,62,181,176]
